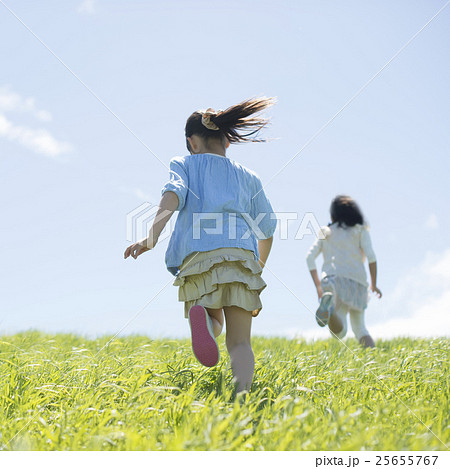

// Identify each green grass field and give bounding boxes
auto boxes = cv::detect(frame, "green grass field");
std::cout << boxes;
[0,332,448,451]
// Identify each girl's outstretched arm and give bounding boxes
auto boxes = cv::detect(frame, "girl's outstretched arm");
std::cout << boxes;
[369,262,382,298]
[309,269,322,300]
[361,227,382,298]
[124,191,179,260]
[306,237,323,299]
[257,236,273,269]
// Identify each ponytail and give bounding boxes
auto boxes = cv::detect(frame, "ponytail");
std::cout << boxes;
[185,97,275,145]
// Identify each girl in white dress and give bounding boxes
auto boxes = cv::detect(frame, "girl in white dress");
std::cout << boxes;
[306,195,382,348]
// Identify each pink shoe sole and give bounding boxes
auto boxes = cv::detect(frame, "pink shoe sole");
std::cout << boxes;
[188,305,220,367]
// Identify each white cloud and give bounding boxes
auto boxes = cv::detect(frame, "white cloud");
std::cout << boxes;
[386,250,450,313]
[286,249,450,340]
[368,249,450,338]
[425,213,439,230]
[0,86,72,158]
[77,0,96,15]
[368,291,450,339]
[283,326,329,341]
[0,86,52,122]
[0,114,72,158]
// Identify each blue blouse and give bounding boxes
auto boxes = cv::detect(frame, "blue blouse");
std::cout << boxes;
[161,153,277,275]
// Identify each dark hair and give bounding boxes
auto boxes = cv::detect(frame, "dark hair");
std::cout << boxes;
[185,97,275,151]
[329,195,364,227]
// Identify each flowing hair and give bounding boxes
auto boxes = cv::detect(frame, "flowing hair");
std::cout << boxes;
[185,97,275,150]
[329,195,365,227]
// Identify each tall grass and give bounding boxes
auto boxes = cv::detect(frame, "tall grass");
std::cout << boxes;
[0,332,448,450]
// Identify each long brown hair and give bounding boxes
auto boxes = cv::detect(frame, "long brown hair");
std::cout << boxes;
[185,97,275,150]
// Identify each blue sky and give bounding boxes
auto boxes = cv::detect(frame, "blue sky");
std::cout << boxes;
[1,0,449,340]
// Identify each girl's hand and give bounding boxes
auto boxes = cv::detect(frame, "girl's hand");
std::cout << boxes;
[316,285,323,300]
[371,285,382,298]
[124,238,153,260]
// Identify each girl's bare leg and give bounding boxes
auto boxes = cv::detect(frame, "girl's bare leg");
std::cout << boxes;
[205,307,224,337]
[223,306,254,393]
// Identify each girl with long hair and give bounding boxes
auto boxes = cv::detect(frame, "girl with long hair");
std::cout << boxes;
[306,195,382,348]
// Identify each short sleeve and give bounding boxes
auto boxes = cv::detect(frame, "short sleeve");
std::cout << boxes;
[360,226,377,263]
[249,177,277,239]
[161,158,188,211]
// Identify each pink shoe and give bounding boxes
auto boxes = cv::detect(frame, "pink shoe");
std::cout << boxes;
[188,305,220,367]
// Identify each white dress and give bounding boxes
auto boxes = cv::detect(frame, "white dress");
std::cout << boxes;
[306,224,376,311]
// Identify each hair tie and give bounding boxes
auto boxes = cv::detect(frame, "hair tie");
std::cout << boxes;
[201,108,220,131]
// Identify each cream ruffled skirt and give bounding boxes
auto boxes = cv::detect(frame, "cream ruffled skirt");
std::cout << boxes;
[173,247,266,318]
